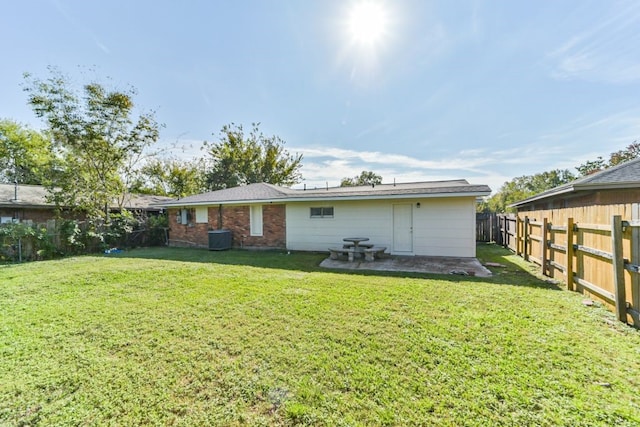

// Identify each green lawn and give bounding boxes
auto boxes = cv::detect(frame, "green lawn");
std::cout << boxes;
[1,244,639,426]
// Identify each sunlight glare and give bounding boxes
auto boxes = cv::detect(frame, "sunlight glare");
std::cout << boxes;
[348,1,389,46]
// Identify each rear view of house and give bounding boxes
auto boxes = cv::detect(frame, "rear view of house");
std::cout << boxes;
[160,180,491,257]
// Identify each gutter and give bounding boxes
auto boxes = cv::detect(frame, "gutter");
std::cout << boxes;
[510,180,640,208]
[509,186,576,208]
[156,191,491,208]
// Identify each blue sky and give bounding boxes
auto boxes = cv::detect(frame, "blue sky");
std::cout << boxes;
[2,0,640,192]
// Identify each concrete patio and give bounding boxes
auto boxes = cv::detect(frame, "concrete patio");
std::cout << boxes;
[319,254,492,277]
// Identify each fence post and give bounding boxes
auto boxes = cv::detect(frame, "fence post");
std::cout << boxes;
[541,217,548,276]
[523,216,530,261]
[611,215,627,322]
[491,213,497,243]
[566,217,575,291]
[516,216,522,256]
[632,204,640,326]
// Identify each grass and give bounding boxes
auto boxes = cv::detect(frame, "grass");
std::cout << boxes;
[1,244,639,426]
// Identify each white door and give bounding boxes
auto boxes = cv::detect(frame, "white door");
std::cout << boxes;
[393,204,413,253]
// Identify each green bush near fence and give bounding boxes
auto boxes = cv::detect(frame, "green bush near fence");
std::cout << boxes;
[0,214,168,262]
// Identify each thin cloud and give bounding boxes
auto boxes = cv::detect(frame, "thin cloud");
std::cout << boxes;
[548,2,640,83]
[292,146,494,172]
[51,0,110,55]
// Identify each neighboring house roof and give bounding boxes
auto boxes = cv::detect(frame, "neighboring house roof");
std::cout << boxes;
[510,157,640,208]
[0,183,53,209]
[0,183,172,211]
[160,180,492,207]
[120,194,173,211]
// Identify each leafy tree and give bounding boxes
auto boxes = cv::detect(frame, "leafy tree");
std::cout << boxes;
[130,157,206,198]
[576,157,606,176]
[576,141,640,176]
[340,170,383,187]
[203,123,303,190]
[0,119,52,185]
[23,68,161,221]
[609,141,640,166]
[479,169,576,213]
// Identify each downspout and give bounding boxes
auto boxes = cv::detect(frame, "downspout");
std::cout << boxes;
[218,204,223,230]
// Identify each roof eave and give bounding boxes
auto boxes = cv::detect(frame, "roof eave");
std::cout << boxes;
[574,181,640,191]
[509,186,576,208]
[284,191,490,202]
[510,180,640,208]
[157,191,491,207]
[157,197,290,207]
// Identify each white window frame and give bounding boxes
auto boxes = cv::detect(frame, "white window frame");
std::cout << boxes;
[310,207,334,218]
[250,205,263,236]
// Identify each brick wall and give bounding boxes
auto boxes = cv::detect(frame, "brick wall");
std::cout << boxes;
[168,204,286,249]
[167,207,209,247]
[0,207,58,224]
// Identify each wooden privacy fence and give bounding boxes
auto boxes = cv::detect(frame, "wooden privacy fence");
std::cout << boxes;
[513,213,640,327]
[476,213,517,250]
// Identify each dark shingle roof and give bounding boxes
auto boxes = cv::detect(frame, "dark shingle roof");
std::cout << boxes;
[168,183,292,205]
[0,183,51,208]
[160,180,491,207]
[510,157,640,207]
[0,183,172,211]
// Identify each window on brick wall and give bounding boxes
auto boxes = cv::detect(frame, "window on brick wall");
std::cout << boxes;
[250,205,263,236]
[195,206,208,223]
[176,208,193,225]
[310,207,334,218]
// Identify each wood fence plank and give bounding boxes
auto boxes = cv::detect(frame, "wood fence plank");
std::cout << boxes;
[529,254,542,266]
[633,204,640,327]
[566,217,575,291]
[574,277,616,302]
[574,244,613,260]
[612,215,627,322]
[575,223,612,232]
[549,260,566,272]
[524,216,530,261]
[542,218,548,276]
[549,243,566,252]
[516,216,522,256]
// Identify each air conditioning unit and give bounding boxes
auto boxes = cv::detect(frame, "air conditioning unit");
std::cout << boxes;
[208,229,232,250]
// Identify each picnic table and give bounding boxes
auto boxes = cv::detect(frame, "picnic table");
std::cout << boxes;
[342,237,370,251]
[328,238,387,262]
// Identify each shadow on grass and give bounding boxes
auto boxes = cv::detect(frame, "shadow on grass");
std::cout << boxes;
[111,243,559,290]
[475,243,562,291]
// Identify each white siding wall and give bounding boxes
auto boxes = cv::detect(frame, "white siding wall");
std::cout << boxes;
[286,197,477,257]
[412,197,477,257]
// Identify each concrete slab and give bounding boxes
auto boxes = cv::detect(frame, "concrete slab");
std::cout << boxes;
[319,255,492,277]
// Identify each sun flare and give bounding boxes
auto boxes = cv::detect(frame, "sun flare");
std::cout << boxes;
[347,1,389,46]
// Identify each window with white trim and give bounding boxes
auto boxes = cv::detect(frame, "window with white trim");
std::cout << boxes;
[250,205,263,236]
[310,207,334,218]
